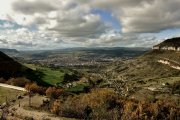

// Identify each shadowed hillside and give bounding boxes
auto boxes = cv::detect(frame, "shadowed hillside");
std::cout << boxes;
[0,51,29,79]
[0,51,50,86]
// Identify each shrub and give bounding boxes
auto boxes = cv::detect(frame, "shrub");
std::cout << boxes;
[46,87,63,99]
[25,82,46,95]
[65,84,90,94]
[50,88,119,119]
[121,100,180,120]
[6,77,30,87]
[170,81,180,94]
[62,73,79,84]
[50,88,180,119]
[0,77,6,83]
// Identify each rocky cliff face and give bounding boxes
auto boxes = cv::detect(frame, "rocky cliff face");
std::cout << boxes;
[153,37,180,51]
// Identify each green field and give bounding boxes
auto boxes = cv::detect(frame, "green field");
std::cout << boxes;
[0,87,24,104]
[24,64,73,86]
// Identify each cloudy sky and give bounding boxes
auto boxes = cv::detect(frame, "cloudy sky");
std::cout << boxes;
[0,0,180,50]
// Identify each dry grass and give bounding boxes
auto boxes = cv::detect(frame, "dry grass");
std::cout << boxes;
[0,87,24,104]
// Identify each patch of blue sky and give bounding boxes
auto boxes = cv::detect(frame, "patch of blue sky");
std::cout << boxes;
[0,20,37,31]
[156,28,180,40]
[91,8,121,31]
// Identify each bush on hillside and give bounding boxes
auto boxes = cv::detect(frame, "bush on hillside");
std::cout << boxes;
[62,73,80,84]
[50,88,180,119]
[51,88,119,119]
[6,77,30,87]
[46,87,63,99]
[0,77,6,83]
[25,82,46,95]
[170,81,180,94]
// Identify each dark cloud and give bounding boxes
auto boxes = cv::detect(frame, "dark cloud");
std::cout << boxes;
[0,39,8,44]
[0,0,179,49]
[12,0,58,15]
[87,0,180,33]
[12,41,34,47]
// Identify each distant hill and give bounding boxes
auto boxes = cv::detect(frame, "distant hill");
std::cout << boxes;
[0,51,49,86]
[19,47,149,62]
[0,48,19,53]
[0,48,20,57]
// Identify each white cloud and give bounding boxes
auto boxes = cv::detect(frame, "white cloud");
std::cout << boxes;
[86,0,180,33]
[0,0,109,37]
[1,0,180,33]
[0,22,14,28]
[0,0,179,49]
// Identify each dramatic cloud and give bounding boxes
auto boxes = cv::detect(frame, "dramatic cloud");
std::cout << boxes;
[0,0,180,49]
[12,0,58,15]
[82,31,157,47]
[87,0,180,33]
[1,0,109,38]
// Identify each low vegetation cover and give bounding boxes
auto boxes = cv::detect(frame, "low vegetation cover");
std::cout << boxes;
[0,87,24,104]
[0,39,180,119]
[24,63,80,86]
[48,88,179,120]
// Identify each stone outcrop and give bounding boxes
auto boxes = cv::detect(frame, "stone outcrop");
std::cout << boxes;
[153,37,180,51]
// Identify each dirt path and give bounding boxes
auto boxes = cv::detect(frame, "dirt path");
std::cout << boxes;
[0,83,27,91]
[0,84,75,120]
[7,95,75,120]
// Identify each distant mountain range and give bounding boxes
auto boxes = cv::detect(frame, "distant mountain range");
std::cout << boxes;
[0,48,19,53]
[0,48,20,57]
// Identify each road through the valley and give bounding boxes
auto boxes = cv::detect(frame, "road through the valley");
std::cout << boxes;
[0,83,27,91]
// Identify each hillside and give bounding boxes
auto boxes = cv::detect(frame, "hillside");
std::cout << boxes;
[0,51,29,79]
[156,37,180,47]
[104,48,180,102]
[0,51,51,86]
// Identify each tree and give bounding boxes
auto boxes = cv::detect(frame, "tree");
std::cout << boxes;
[46,87,63,99]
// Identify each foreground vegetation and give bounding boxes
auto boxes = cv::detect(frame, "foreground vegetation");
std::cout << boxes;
[42,88,179,120]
